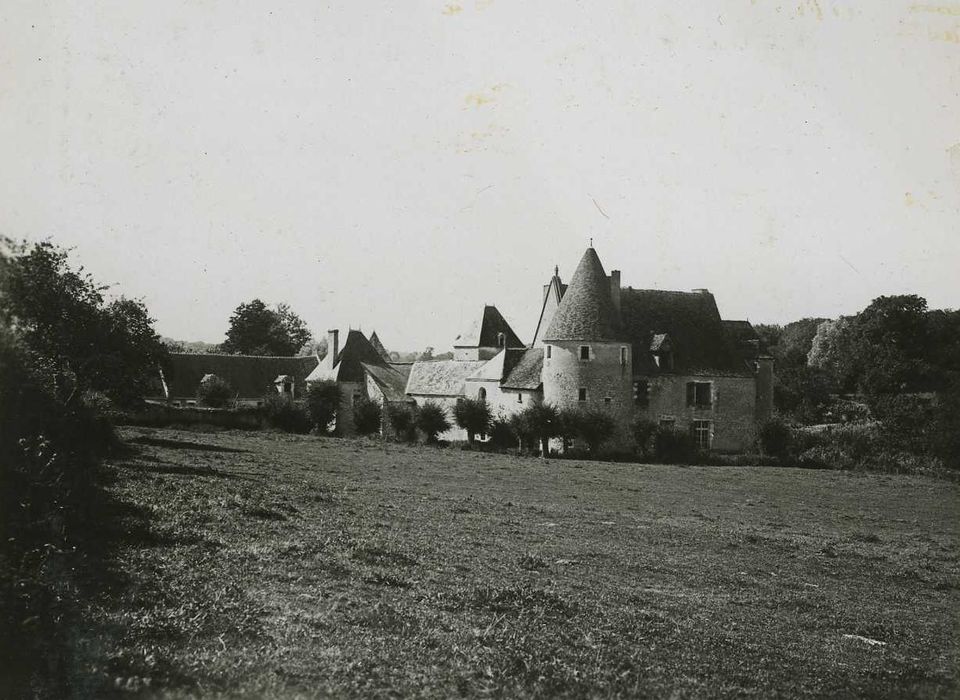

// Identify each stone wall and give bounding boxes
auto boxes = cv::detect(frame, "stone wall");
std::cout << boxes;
[335,380,362,436]
[542,341,634,446]
[639,374,757,452]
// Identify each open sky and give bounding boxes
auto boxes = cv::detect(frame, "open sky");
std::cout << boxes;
[2,1,958,351]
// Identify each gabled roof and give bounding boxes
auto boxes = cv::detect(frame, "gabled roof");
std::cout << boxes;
[162,353,319,399]
[467,348,528,382]
[454,305,524,349]
[406,359,486,396]
[362,362,410,402]
[543,247,620,342]
[369,331,391,361]
[306,330,388,384]
[621,289,750,376]
[501,348,544,390]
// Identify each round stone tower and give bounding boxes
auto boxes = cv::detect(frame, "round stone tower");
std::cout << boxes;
[542,247,633,444]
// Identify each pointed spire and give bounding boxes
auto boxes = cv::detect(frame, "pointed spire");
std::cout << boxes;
[542,247,619,342]
[554,264,559,277]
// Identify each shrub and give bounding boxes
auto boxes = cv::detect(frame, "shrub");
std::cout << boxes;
[416,402,451,443]
[453,397,492,444]
[306,380,340,434]
[352,396,382,436]
[555,408,582,454]
[511,402,559,456]
[758,417,791,459]
[197,373,232,408]
[261,395,312,434]
[575,408,617,454]
[386,403,418,443]
[632,417,657,459]
[487,417,516,450]
[654,427,696,464]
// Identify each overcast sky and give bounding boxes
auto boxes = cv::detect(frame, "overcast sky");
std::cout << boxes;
[2,1,958,351]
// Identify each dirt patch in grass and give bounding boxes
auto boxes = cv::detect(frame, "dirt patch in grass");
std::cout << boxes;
[71,426,960,698]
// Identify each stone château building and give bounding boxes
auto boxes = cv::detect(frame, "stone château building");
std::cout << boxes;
[400,246,773,451]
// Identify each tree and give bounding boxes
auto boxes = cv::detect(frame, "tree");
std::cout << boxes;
[774,366,835,423]
[221,299,311,356]
[306,380,340,434]
[817,296,934,395]
[386,403,418,442]
[575,408,616,455]
[416,402,450,443]
[197,374,232,408]
[511,402,559,457]
[353,397,383,436]
[0,240,167,408]
[453,397,492,444]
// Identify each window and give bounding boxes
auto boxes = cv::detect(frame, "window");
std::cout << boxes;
[579,345,590,361]
[692,419,712,449]
[620,346,628,366]
[633,380,649,407]
[517,393,523,404]
[546,345,552,359]
[686,381,712,408]
[658,416,675,429]
[578,388,587,402]
[603,397,612,404]
[497,332,506,348]
[477,387,487,401]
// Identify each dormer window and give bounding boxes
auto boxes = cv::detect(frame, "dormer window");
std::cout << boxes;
[497,332,506,348]
[579,345,590,361]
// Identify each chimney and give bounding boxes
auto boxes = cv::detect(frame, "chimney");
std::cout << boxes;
[609,270,621,324]
[326,329,339,370]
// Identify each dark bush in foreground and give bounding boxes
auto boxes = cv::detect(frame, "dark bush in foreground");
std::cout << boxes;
[261,396,312,434]
[510,403,559,455]
[306,380,340,434]
[416,402,450,443]
[0,327,114,697]
[352,397,382,436]
[386,403,418,443]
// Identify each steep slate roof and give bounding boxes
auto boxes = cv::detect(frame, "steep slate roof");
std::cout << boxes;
[306,330,388,384]
[369,331,391,361]
[454,305,524,348]
[531,271,568,345]
[501,348,544,390]
[162,353,319,399]
[620,289,750,376]
[406,360,486,396]
[543,247,620,342]
[362,362,411,402]
[721,320,763,361]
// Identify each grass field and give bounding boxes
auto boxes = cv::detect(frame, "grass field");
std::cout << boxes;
[79,426,959,698]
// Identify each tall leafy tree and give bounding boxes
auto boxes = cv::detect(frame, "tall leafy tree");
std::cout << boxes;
[0,241,167,407]
[222,299,312,356]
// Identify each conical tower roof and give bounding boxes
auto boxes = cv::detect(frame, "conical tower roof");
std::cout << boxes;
[542,247,620,342]
[369,330,390,361]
